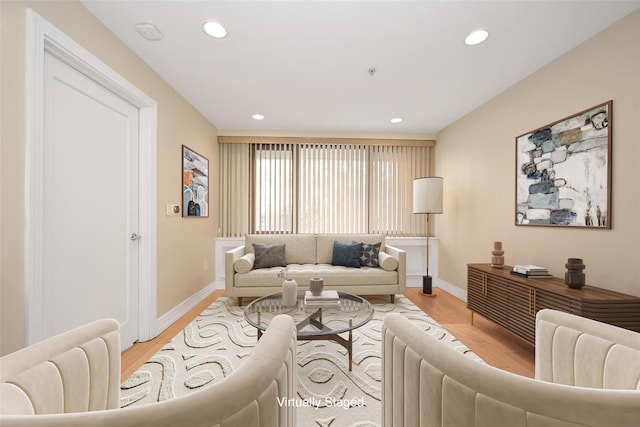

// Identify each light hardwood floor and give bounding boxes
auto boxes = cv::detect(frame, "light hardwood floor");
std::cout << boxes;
[404,288,534,378]
[121,288,535,382]
[120,289,224,382]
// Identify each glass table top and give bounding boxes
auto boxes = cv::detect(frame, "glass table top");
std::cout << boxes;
[243,291,374,337]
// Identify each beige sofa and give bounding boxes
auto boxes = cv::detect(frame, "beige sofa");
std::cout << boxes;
[225,233,406,305]
[382,309,640,427]
[1,315,297,427]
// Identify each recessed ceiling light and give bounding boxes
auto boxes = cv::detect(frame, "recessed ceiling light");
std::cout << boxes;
[391,118,403,124]
[465,29,489,46]
[252,114,264,120]
[203,21,228,39]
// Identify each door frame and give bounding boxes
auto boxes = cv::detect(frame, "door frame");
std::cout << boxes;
[24,9,158,344]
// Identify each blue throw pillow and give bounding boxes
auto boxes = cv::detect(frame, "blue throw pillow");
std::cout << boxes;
[331,241,362,268]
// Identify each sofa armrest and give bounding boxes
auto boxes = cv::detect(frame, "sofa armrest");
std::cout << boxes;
[225,245,246,296]
[535,309,640,389]
[383,245,406,293]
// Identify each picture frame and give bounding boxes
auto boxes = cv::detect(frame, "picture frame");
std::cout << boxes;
[515,101,612,228]
[182,145,209,217]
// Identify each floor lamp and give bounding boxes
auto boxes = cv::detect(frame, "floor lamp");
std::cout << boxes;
[413,177,443,297]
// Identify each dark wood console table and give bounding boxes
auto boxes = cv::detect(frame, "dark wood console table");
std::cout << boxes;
[467,263,640,344]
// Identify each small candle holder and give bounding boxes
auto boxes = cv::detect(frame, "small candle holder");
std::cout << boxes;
[309,277,324,296]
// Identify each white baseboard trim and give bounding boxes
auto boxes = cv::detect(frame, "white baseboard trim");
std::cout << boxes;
[406,274,423,287]
[155,281,217,335]
[406,276,467,302]
[434,278,467,302]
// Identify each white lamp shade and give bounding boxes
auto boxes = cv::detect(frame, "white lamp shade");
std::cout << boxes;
[413,177,443,214]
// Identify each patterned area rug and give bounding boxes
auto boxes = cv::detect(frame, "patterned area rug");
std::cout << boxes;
[120,295,482,426]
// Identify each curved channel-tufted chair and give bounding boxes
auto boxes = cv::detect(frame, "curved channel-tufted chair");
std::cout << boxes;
[1,314,297,426]
[382,309,640,427]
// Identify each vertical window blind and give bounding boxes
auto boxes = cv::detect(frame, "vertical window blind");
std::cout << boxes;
[219,143,251,237]
[369,145,430,236]
[254,144,295,233]
[298,144,368,233]
[219,141,432,236]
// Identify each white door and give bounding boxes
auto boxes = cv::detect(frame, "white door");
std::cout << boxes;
[42,52,139,350]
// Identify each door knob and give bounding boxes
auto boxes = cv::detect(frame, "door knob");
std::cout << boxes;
[131,233,142,241]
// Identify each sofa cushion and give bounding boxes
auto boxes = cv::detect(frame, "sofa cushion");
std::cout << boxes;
[234,253,255,274]
[316,234,385,264]
[355,241,381,267]
[234,264,398,287]
[245,234,316,264]
[253,244,286,269]
[379,251,399,271]
[331,241,362,268]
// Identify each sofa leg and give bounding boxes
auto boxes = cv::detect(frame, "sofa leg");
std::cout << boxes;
[238,297,243,306]
[390,295,395,303]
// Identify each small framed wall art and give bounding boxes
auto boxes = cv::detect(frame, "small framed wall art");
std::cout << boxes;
[182,145,209,217]
[515,101,612,228]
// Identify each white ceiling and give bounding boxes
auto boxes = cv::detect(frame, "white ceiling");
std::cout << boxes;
[82,1,640,135]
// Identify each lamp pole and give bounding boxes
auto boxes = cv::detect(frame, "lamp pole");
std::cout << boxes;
[412,177,443,297]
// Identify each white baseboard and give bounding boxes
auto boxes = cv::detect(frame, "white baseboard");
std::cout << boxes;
[406,274,423,287]
[434,278,467,302]
[155,281,217,334]
[406,276,467,302]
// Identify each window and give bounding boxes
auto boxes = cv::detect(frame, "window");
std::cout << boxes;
[298,144,367,233]
[253,144,294,233]
[219,138,433,236]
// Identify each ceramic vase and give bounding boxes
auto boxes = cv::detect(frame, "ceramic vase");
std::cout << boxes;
[282,279,298,306]
[309,277,324,296]
[565,258,586,289]
[491,241,505,268]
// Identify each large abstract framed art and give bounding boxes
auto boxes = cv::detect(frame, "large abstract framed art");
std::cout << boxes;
[515,101,612,228]
[182,145,209,217]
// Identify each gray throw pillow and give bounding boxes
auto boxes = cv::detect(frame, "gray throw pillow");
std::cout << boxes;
[252,243,286,269]
[354,241,381,267]
[331,241,362,268]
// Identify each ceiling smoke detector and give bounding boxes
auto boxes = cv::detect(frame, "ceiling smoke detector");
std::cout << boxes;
[368,67,377,76]
[135,23,163,41]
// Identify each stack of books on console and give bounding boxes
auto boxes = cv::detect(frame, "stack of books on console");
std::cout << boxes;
[304,290,341,308]
[511,265,553,279]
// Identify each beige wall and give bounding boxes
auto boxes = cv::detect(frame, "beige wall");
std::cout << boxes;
[435,11,640,297]
[1,1,218,355]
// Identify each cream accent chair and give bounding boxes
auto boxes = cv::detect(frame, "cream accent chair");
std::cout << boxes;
[382,309,640,427]
[1,315,297,427]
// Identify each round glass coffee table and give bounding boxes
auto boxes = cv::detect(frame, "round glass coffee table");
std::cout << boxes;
[244,291,373,371]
